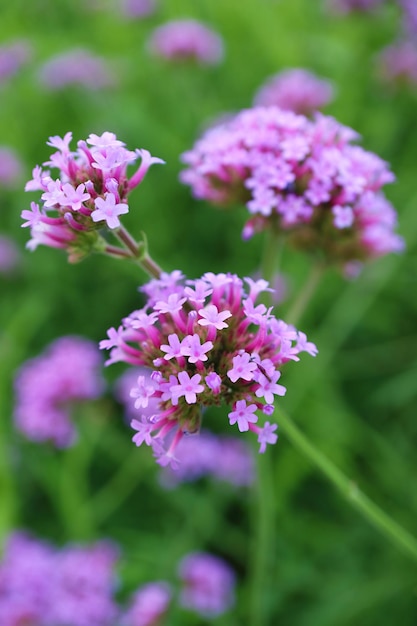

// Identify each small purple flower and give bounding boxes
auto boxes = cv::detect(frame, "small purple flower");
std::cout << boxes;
[228,399,258,432]
[257,421,278,453]
[0,147,23,188]
[147,19,224,65]
[227,352,257,383]
[178,552,236,617]
[92,193,129,229]
[0,235,21,275]
[120,582,172,626]
[38,48,115,90]
[0,39,31,83]
[254,68,335,116]
[171,371,205,405]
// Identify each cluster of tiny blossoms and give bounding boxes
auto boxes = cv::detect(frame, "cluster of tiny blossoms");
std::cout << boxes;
[0,533,119,626]
[0,532,235,626]
[101,270,317,467]
[116,369,254,486]
[14,336,104,447]
[146,19,224,65]
[180,107,404,267]
[22,132,163,261]
[253,68,335,116]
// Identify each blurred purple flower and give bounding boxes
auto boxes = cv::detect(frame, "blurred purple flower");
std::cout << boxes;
[0,533,119,626]
[38,48,115,90]
[326,0,384,13]
[178,552,236,617]
[0,147,23,188]
[147,19,224,65]
[120,582,171,626]
[119,0,157,18]
[14,335,105,447]
[376,39,417,86]
[0,39,31,83]
[0,235,21,275]
[254,68,335,116]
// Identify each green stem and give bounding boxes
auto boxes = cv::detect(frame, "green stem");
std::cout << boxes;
[115,225,163,279]
[249,227,283,625]
[286,261,325,326]
[275,405,417,562]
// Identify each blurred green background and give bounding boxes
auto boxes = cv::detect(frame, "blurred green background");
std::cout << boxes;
[1,0,416,624]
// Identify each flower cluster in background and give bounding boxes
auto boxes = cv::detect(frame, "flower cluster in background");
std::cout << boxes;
[101,270,317,466]
[22,132,163,261]
[13,336,105,447]
[0,39,31,84]
[146,19,224,65]
[0,533,119,626]
[253,68,335,116]
[0,235,21,275]
[0,533,236,626]
[180,107,404,269]
[0,147,23,189]
[37,48,116,91]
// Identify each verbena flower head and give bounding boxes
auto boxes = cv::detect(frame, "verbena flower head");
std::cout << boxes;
[326,0,384,13]
[180,107,404,269]
[376,40,417,87]
[147,19,224,65]
[22,131,163,261]
[101,271,316,466]
[119,0,157,19]
[0,147,23,188]
[253,68,335,116]
[0,235,21,275]
[120,582,172,626]
[0,533,119,626]
[0,39,31,83]
[38,48,115,91]
[178,552,236,617]
[14,336,105,447]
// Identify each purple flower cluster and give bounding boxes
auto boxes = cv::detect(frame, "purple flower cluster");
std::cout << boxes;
[101,270,317,466]
[0,147,23,188]
[22,132,163,261]
[178,552,236,617]
[0,235,21,275]
[180,107,404,267]
[253,68,335,116]
[0,533,235,626]
[38,48,115,91]
[120,582,172,626]
[0,533,119,626]
[14,336,105,447]
[0,39,31,83]
[326,0,384,13]
[377,40,417,86]
[147,19,224,65]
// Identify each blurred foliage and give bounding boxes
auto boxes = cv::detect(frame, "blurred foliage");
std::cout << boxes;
[1,0,416,624]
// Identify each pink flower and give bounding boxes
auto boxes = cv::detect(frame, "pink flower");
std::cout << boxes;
[147,19,224,65]
[228,400,258,432]
[254,68,335,116]
[92,193,129,229]
[180,107,403,268]
[101,272,317,464]
[23,131,163,260]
